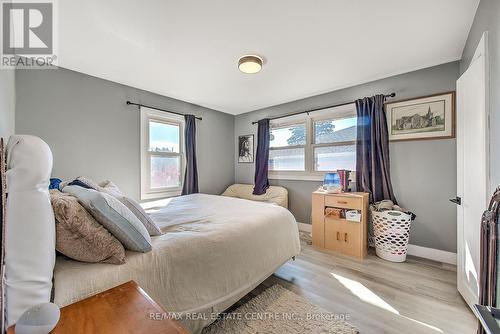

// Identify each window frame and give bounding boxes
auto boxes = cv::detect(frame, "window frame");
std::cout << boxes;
[140,106,185,200]
[312,114,357,172]
[268,103,357,181]
[269,121,307,172]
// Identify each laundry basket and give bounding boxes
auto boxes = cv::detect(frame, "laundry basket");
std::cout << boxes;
[372,210,412,262]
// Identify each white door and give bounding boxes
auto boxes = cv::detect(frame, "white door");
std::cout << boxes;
[456,32,490,309]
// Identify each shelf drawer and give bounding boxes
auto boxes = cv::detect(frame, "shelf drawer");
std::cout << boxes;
[325,195,362,209]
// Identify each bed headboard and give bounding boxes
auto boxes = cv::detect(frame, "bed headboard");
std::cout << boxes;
[4,135,55,327]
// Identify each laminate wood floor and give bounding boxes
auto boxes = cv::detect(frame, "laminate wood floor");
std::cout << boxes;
[258,238,477,334]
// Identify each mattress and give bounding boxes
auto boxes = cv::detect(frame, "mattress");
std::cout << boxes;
[53,194,301,333]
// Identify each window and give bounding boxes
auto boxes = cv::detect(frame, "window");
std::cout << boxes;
[269,123,306,171]
[141,107,184,199]
[268,104,357,180]
[313,116,357,171]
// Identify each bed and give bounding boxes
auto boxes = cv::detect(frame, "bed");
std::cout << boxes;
[53,193,301,333]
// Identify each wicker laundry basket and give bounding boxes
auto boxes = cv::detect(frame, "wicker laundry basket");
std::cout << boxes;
[372,210,412,262]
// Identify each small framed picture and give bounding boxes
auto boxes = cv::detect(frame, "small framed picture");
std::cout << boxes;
[238,134,254,163]
[385,92,455,141]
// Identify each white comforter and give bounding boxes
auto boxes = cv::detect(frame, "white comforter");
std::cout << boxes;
[53,194,300,333]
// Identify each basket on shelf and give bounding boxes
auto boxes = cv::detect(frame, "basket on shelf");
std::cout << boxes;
[371,210,412,262]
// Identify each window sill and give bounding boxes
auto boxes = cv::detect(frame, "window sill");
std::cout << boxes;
[268,171,356,182]
[268,173,324,182]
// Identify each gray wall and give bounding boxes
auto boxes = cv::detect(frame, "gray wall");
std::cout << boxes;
[15,68,235,200]
[0,69,15,139]
[460,0,500,194]
[235,61,459,253]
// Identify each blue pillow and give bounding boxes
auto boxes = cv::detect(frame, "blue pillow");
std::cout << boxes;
[49,178,62,190]
[63,185,152,253]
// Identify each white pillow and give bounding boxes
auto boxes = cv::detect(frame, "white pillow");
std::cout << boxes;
[5,135,55,327]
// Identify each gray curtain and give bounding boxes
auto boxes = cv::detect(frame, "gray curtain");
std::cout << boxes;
[355,95,397,203]
[253,119,270,195]
[182,115,198,195]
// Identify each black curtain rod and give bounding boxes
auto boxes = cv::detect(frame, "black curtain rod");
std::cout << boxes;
[251,93,396,124]
[126,101,202,120]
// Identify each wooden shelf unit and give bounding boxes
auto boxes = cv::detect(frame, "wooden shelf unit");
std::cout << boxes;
[312,191,369,259]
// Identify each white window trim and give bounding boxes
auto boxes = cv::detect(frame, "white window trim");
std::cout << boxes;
[269,121,307,172]
[268,103,356,181]
[140,106,185,200]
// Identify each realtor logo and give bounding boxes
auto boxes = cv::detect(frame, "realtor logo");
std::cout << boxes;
[1,0,57,68]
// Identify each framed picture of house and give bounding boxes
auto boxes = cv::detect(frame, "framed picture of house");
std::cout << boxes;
[385,92,455,141]
[238,134,254,163]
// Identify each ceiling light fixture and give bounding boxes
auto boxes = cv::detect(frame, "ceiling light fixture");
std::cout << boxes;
[238,55,263,74]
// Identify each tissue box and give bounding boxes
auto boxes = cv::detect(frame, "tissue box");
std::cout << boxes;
[345,210,361,222]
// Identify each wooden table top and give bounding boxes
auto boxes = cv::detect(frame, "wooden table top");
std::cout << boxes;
[8,281,188,334]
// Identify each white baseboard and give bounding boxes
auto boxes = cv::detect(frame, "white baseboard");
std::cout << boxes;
[407,244,457,265]
[297,222,311,233]
[297,222,457,265]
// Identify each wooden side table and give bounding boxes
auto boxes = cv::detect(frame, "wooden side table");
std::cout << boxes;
[312,191,369,259]
[8,281,188,334]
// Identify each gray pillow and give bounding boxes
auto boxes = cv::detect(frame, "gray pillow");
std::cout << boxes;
[99,181,162,236]
[115,196,162,236]
[63,185,152,253]
[58,176,99,191]
[74,176,101,190]
[50,190,126,264]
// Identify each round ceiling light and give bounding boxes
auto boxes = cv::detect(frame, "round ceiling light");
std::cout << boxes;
[238,55,263,74]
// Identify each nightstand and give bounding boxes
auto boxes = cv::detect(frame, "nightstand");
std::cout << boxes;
[312,191,369,259]
[7,281,188,334]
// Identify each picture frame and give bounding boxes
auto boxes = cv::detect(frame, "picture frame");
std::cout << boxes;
[238,134,254,163]
[385,91,455,141]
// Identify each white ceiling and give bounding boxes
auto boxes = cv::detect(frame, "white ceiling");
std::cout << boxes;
[59,0,479,115]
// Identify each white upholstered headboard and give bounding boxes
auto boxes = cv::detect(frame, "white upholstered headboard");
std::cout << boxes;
[4,135,55,327]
